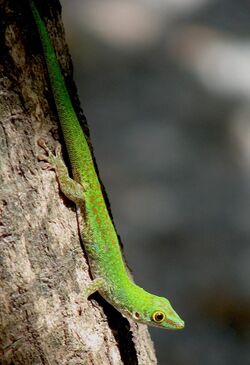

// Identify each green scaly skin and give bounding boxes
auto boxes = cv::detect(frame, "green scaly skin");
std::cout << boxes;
[31,0,184,330]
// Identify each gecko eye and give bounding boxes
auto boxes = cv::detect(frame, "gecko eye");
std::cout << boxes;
[152,311,165,323]
[133,311,141,320]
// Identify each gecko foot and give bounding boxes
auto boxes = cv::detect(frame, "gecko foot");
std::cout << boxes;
[38,138,85,205]
[37,138,63,171]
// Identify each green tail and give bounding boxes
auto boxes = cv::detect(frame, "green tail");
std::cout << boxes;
[30,0,93,181]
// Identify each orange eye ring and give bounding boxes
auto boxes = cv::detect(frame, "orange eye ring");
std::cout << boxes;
[152,311,166,323]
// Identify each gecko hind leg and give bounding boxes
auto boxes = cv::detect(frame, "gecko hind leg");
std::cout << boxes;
[38,139,85,206]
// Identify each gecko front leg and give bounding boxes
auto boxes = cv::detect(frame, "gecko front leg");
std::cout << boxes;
[82,278,107,299]
[38,139,85,206]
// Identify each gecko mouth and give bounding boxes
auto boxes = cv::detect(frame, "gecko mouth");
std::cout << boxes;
[166,319,185,329]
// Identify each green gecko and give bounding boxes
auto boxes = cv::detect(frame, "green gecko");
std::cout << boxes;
[30,0,184,330]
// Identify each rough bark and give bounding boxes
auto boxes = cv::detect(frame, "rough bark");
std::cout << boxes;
[0,1,157,364]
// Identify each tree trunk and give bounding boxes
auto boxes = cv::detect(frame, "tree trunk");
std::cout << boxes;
[0,1,157,364]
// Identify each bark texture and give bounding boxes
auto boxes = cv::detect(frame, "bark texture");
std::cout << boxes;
[0,1,157,364]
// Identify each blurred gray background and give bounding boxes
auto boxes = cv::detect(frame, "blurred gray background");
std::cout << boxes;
[60,0,250,364]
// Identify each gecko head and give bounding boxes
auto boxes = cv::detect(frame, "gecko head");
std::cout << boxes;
[131,295,185,330]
